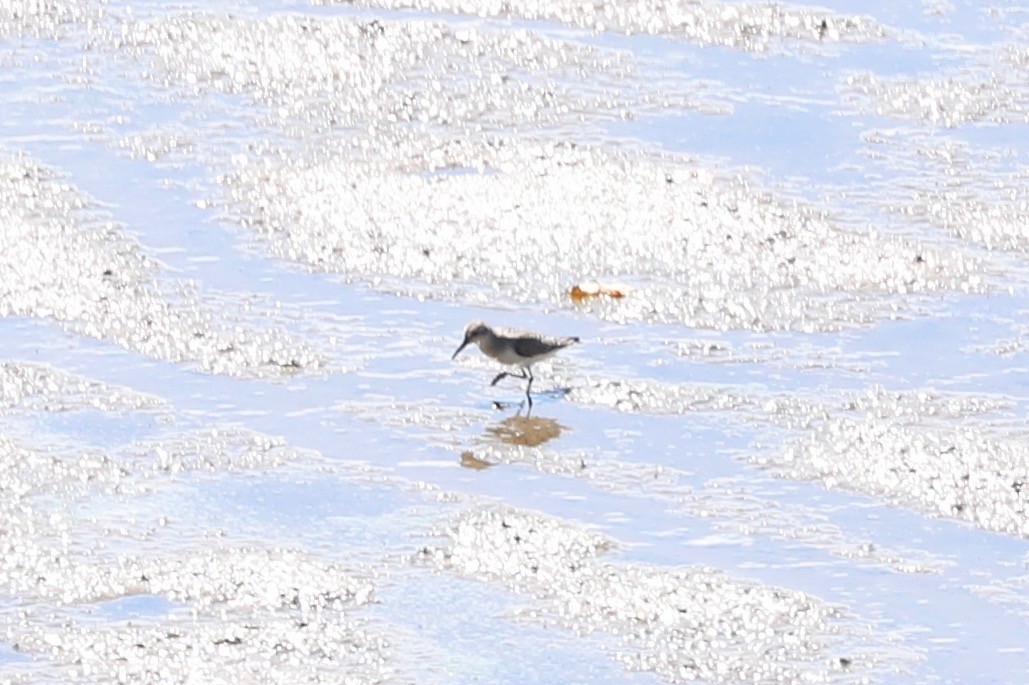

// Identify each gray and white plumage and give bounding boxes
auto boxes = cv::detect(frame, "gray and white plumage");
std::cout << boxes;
[451,321,579,404]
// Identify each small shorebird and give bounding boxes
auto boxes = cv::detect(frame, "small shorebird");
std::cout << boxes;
[451,321,579,405]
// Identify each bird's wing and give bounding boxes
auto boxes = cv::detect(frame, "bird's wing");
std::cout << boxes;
[513,335,566,357]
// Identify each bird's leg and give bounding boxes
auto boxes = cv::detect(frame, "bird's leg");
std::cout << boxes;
[524,368,534,405]
[491,368,527,386]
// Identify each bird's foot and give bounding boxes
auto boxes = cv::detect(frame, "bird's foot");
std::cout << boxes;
[493,398,534,409]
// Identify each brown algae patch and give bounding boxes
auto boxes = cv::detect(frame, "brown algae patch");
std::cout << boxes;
[316,0,890,52]
[420,506,917,683]
[224,137,978,331]
[0,152,323,377]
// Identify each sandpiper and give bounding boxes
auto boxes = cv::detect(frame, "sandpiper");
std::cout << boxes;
[451,321,580,405]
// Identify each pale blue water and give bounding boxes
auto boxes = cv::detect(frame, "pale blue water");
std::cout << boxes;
[0,0,1026,681]
[92,595,180,623]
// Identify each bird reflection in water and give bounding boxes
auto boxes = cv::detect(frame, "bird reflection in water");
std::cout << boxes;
[485,414,565,448]
[459,413,566,470]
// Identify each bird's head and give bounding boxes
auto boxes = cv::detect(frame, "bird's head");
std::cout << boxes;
[452,321,490,359]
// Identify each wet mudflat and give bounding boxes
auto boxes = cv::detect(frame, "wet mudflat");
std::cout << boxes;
[0,0,1026,682]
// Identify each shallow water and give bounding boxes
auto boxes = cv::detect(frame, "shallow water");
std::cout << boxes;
[1,0,1026,682]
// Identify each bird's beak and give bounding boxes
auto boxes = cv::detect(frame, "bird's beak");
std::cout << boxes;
[452,335,470,360]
